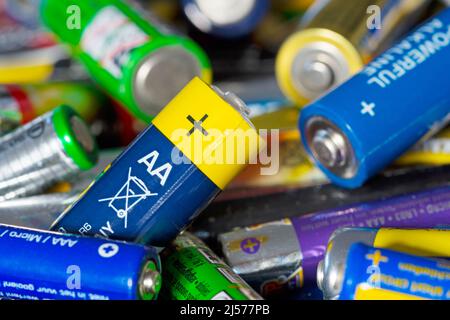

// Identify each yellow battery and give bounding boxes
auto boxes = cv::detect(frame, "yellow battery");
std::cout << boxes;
[153,77,264,190]
[396,127,450,166]
[373,229,450,257]
[276,0,430,107]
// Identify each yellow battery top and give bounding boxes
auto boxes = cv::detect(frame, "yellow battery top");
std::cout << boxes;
[153,77,263,190]
[374,229,450,257]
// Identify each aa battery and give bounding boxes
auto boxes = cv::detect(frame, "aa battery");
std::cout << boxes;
[0,105,98,201]
[276,0,430,106]
[218,185,450,295]
[181,0,269,38]
[300,8,450,188]
[335,243,450,300]
[161,232,262,300]
[0,192,79,230]
[318,228,450,299]
[41,0,212,123]
[0,224,161,300]
[52,77,262,247]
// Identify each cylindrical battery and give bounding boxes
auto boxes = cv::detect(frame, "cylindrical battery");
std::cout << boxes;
[335,243,450,300]
[52,77,262,247]
[276,0,431,106]
[0,105,98,201]
[41,0,212,123]
[0,192,79,230]
[181,0,269,38]
[161,232,262,300]
[0,83,105,133]
[0,224,161,300]
[318,228,450,299]
[300,8,450,188]
[218,185,450,295]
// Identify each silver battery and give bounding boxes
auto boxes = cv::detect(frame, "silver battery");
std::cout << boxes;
[218,219,303,295]
[0,106,97,201]
[0,192,79,230]
[317,228,377,300]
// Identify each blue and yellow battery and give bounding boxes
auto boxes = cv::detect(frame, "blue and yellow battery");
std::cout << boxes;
[181,0,270,38]
[328,243,450,300]
[299,7,450,189]
[52,77,263,247]
[276,0,431,106]
[318,228,450,299]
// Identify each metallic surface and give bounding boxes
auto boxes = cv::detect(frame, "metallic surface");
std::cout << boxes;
[0,112,78,200]
[0,192,79,230]
[317,228,377,299]
[132,46,202,116]
[219,219,302,296]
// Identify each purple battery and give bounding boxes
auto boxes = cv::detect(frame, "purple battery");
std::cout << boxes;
[219,185,450,295]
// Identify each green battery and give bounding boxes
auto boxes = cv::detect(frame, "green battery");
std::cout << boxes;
[161,232,263,301]
[40,0,212,123]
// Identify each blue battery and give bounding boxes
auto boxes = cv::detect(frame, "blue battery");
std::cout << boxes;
[0,224,161,300]
[52,125,219,247]
[51,78,260,247]
[299,8,450,189]
[339,243,450,300]
[181,0,269,38]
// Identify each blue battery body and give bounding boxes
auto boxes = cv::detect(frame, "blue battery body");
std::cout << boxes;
[0,224,160,300]
[339,243,450,300]
[181,0,269,38]
[52,125,219,247]
[300,8,450,188]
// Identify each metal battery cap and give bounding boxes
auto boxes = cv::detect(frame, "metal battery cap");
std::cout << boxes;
[132,45,202,117]
[305,116,357,179]
[191,0,256,26]
[139,260,162,300]
[276,28,363,106]
[52,105,99,171]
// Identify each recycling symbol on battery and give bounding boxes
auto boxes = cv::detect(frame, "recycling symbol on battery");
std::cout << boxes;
[98,167,157,228]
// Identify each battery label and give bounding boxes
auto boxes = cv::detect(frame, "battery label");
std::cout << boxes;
[162,237,261,300]
[291,186,450,284]
[340,243,450,300]
[0,225,155,300]
[81,6,150,78]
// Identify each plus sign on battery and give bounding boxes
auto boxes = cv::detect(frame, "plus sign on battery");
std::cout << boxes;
[187,114,209,136]
[361,101,376,117]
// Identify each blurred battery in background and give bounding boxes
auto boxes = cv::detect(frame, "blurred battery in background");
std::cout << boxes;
[41,0,211,123]
[276,0,431,106]
[0,105,98,201]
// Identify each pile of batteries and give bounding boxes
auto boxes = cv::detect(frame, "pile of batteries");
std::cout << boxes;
[0,0,449,301]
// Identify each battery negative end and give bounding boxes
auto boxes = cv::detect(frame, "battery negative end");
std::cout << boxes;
[133,46,202,118]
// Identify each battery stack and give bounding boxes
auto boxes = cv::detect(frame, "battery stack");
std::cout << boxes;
[0,0,448,304]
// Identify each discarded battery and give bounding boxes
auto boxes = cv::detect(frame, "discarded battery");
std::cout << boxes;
[330,243,450,300]
[161,232,262,300]
[41,0,212,122]
[219,185,450,295]
[0,224,161,300]
[52,78,262,247]
[181,0,269,38]
[0,105,98,201]
[300,8,450,188]
[318,227,450,299]
[276,0,430,105]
